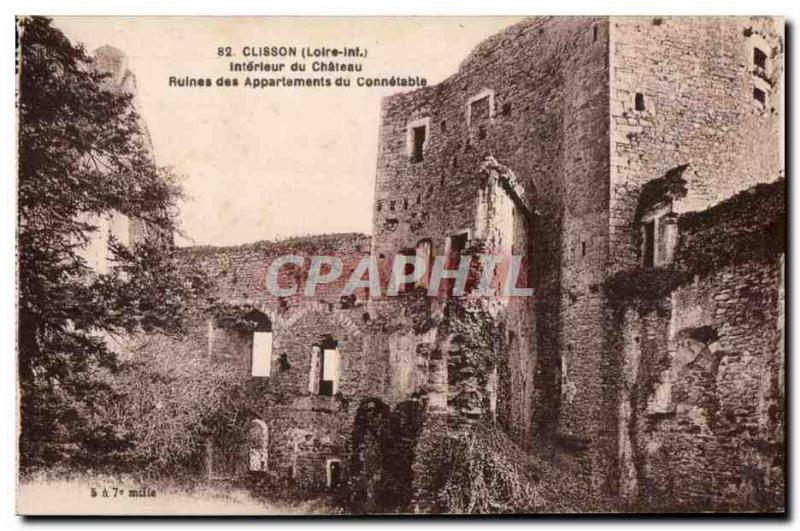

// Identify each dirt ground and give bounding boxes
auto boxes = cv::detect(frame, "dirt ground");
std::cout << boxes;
[17,475,336,516]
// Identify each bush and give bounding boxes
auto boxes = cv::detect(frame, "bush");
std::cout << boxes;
[434,424,540,513]
[430,422,618,514]
[88,334,245,478]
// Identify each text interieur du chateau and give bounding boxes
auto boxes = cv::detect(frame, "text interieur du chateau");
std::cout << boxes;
[167,45,429,89]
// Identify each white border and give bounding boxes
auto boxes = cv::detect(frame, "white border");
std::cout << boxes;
[2,2,797,529]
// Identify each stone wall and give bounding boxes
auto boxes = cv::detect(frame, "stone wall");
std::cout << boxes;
[572,15,786,493]
[174,16,785,511]
[179,233,371,306]
[612,257,784,511]
[177,235,378,492]
[374,16,609,450]
[607,181,785,510]
[608,16,784,273]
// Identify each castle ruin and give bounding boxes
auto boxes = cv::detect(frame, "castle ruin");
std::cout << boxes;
[172,16,784,512]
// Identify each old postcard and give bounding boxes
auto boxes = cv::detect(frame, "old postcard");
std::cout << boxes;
[15,16,785,515]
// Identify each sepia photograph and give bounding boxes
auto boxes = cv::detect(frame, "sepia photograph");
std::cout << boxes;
[12,12,786,516]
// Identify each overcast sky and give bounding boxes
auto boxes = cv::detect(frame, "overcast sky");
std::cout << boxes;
[52,17,521,246]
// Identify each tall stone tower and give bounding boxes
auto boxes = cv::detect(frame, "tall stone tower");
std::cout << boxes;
[371,15,783,497]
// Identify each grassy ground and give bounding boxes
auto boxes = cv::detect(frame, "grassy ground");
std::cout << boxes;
[17,474,336,515]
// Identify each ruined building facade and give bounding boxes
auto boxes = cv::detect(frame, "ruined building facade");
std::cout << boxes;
[184,16,784,512]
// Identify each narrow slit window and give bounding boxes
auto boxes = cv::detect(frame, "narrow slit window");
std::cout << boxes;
[643,220,656,268]
[415,239,433,289]
[411,125,426,162]
[327,459,342,488]
[445,232,468,296]
[634,93,646,111]
[398,248,416,294]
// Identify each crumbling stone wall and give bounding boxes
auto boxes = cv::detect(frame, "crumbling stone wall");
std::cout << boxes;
[176,235,380,492]
[576,15,784,492]
[348,397,428,513]
[179,233,371,305]
[606,181,785,510]
[174,16,785,511]
[612,258,784,511]
[253,406,352,491]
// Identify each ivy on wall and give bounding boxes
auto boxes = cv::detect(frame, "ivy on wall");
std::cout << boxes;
[606,179,784,310]
[634,163,689,223]
[207,303,272,331]
[442,297,507,376]
[676,179,785,276]
[604,267,690,312]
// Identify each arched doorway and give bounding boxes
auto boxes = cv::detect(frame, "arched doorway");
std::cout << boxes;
[248,419,269,472]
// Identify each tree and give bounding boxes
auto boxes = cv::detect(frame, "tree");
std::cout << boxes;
[17,16,204,471]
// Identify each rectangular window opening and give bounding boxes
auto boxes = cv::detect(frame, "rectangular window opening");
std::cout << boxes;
[448,233,468,265]
[398,248,416,294]
[251,331,272,377]
[319,347,339,396]
[753,87,766,106]
[327,460,342,488]
[415,239,433,289]
[445,232,468,295]
[411,125,426,162]
[754,47,767,70]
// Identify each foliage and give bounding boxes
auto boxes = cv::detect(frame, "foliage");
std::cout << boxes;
[607,179,784,312]
[179,232,370,259]
[435,424,541,513]
[88,334,245,478]
[208,303,272,331]
[634,164,689,223]
[431,423,616,513]
[17,16,204,471]
[677,179,784,276]
[442,297,506,373]
[603,267,690,311]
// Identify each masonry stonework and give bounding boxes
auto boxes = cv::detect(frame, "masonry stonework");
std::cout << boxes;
[177,16,784,512]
